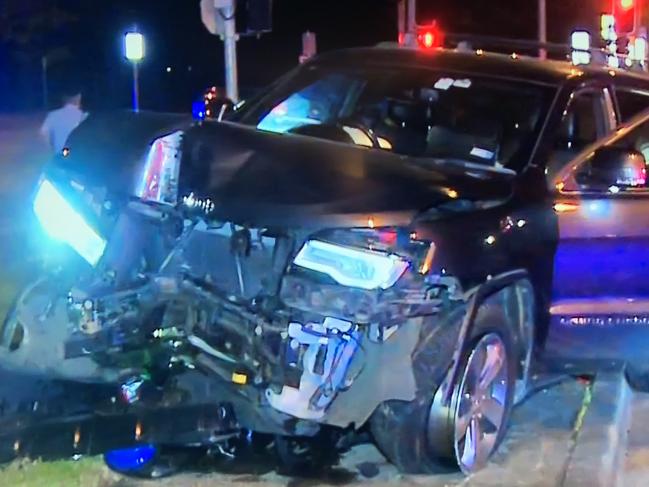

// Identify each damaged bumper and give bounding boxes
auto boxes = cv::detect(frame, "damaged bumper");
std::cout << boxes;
[61,272,463,434]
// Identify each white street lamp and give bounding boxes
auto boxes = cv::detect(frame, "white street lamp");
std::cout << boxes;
[124,31,145,112]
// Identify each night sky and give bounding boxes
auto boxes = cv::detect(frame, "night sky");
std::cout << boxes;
[0,0,607,112]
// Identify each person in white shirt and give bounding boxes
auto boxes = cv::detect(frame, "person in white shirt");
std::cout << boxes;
[40,92,88,154]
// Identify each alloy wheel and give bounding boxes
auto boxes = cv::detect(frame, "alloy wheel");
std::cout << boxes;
[452,333,509,473]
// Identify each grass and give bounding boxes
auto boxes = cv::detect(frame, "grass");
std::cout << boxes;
[0,457,115,487]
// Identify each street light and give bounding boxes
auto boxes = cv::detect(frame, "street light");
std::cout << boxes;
[124,31,145,112]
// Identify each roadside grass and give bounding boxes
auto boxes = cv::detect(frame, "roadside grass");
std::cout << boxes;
[0,457,114,487]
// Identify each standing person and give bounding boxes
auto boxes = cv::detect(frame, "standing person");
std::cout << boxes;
[40,90,88,154]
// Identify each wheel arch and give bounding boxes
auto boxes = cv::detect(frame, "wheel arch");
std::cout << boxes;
[441,269,535,407]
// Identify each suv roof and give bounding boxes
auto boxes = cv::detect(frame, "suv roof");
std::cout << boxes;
[313,46,649,88]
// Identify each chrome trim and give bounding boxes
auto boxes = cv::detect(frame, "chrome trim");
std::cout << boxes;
[550,298,649,316]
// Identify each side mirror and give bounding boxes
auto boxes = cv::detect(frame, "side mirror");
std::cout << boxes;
[577,146,647,189]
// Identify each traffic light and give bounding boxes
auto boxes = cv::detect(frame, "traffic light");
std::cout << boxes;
[416,23,444,50]
[614,0,637,35]
[244,0,273,34]
[212,0,270,36]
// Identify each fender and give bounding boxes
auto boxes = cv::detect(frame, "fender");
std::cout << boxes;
[441,269,534,406]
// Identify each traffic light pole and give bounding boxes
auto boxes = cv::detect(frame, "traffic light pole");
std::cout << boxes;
[222,1,239,102]
[538,0,547,59]
[399,0,416,46]
[407,0,417,34]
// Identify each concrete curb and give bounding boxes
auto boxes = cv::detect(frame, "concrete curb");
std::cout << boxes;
[562,370,632,487]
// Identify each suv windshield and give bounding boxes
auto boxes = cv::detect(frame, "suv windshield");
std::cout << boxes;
[234,64,556,171]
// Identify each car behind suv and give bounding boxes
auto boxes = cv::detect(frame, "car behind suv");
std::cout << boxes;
[5,45,649,475]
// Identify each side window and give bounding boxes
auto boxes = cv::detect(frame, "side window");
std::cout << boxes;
[547,90,606,181]
[615,89,649,122]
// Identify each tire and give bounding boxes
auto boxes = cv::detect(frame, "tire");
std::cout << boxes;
[626,364,649,392]
[370,309,517,474]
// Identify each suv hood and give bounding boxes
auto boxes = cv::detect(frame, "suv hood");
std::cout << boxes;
[180,122,515,228]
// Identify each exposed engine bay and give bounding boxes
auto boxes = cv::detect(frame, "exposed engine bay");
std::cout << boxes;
[55,199,463,434]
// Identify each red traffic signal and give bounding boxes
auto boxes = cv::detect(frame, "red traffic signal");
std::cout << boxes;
[416,24,444,50]
[614,0,636,34]
[620,0,634,10]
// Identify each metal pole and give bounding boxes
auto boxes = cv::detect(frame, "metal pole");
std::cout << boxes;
[407,0,416,33]
[397,0,406,43]
[405,0,417,46]
[222,1,239,102]
[538,0,547,59]
[132,62,140,113]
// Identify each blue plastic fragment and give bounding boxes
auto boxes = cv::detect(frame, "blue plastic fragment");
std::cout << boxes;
[104,444,157,472]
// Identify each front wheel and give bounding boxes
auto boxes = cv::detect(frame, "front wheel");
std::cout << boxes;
[371,325,515,474]
[625,363,649,391]
[448,333,513,472]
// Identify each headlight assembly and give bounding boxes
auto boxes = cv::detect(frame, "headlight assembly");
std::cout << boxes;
[293,239,410,290]
[33,179,107,266]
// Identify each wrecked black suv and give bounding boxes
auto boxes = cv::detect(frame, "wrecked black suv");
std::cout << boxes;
[5,45,649,474]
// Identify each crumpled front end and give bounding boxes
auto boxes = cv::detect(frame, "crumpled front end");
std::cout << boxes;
[59,218,466,434]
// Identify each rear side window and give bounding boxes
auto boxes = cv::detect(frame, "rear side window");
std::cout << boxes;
[615,89,649,122]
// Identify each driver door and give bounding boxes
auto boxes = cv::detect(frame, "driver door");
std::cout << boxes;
[546,114,649,366]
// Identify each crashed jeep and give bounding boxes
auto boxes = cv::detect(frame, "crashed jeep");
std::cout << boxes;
[0,49,552,474]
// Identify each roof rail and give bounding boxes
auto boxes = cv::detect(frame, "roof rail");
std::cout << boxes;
[377,33,647,70]
[445,33,574,55]
[446,33,649,69]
